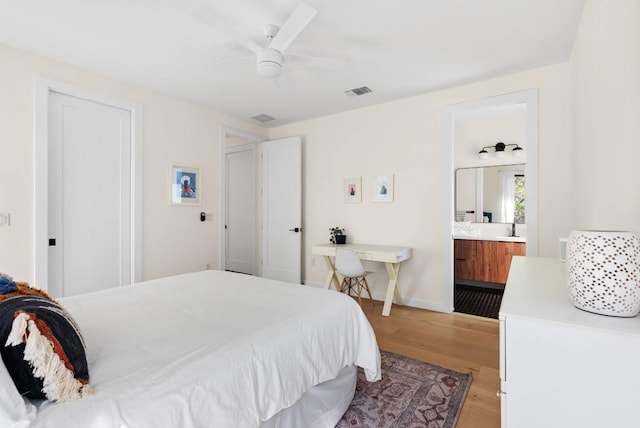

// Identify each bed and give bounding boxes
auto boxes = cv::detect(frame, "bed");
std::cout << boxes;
[0,270,381,428]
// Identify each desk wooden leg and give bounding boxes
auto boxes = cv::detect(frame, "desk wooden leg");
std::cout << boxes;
[382,262,404,316]
[322,256,341,291]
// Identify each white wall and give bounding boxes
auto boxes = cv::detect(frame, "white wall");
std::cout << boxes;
[569,0,640,232]
[11,0,633,311]
[0,42,267,284]
[269,63,572,311]
[454,105,527,169]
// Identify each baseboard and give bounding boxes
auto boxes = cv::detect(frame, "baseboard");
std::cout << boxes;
[455,279,505,291]
[304,281,453,314]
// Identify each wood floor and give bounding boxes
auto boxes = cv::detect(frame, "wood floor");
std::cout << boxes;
[360,299,501,428]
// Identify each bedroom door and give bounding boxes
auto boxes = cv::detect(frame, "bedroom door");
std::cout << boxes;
[225,144,257,275]
[262,137,302,284]
[48,92,133,297]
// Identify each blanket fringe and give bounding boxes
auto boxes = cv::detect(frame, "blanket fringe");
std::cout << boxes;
[6,312,93,402]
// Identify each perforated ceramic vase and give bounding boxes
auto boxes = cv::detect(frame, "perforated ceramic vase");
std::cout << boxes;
[566,230,640,317]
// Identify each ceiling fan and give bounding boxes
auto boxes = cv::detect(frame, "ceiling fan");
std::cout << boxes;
[195,2,340,79]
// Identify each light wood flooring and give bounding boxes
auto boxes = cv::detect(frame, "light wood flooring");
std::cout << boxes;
[360,300,501,428]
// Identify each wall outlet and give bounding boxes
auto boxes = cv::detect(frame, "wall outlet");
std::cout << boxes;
[0,213,10,226]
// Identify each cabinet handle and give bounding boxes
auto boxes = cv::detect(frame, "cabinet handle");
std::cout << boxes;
[496,389,501,398]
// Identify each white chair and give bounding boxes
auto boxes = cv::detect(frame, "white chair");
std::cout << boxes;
[334,248,373,306]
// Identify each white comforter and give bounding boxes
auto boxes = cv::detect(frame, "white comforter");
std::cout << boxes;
[31,270,381,428]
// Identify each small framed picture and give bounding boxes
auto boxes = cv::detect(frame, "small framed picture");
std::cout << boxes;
[372,174,394,203]
[170,163,201,205]
[344,177,362,203]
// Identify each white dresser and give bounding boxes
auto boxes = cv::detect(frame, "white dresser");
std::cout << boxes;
[499,256,640,428]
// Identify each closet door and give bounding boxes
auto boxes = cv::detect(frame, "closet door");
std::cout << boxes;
[225,144,257,275]
[261,137,302,284]
[48,92,132,297]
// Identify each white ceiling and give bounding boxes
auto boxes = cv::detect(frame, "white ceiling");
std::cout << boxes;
[0,0,586,127]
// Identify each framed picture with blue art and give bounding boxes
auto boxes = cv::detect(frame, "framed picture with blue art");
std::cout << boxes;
[170,163,201,205]
[372,174,394,203]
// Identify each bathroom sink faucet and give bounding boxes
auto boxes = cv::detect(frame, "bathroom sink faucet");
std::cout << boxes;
[510,222,518,237]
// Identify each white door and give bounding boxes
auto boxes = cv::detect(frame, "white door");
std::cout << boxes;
[48,92,132,297]
[262,137,302,283]
[225,145,256,274]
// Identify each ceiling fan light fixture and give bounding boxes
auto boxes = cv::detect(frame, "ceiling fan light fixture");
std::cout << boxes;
[257,49,284,79]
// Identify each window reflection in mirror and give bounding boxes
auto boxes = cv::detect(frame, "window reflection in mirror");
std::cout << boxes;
[455,164,525,224]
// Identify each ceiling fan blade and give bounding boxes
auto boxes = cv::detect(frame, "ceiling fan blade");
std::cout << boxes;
[286,53,344,70]
[192,4,262,54]
[268,2,317,53]
[209,56,254,67]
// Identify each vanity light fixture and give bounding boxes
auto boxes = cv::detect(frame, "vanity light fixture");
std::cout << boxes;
[478,142,524,159]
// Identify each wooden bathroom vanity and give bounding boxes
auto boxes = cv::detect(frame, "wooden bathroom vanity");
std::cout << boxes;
[454,237,526,285]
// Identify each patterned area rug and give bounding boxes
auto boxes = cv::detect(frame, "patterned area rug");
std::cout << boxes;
[336,351,472,428]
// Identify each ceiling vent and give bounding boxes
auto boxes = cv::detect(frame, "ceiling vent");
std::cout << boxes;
[344,86,372,97]
[250,114,276,123]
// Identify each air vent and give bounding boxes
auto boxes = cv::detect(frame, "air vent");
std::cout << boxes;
[250,114,276,123]
[344,86,372,97]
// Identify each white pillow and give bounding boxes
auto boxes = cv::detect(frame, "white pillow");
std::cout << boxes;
[0,356,36,428]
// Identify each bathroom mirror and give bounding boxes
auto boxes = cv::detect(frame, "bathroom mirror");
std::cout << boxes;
[455,164,525,224]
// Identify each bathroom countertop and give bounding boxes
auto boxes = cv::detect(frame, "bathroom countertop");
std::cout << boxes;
[453,235,527,243]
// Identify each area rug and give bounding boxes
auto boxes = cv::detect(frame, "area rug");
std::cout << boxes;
[336,350,472,428]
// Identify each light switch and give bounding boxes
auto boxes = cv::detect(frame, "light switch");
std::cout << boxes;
[0,213,10,226]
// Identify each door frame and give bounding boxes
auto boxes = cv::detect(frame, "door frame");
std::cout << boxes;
[34,77,143,290]
[219,127,265,273]
[442,89,539,312]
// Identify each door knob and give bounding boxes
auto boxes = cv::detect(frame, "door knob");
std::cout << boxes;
[289,227,301,232]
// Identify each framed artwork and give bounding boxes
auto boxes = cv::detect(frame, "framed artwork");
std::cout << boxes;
[170,163,201,205]
[344,177,362,203]
[372,174,394,203]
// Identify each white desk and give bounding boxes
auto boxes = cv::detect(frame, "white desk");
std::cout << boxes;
[311,243,413,316]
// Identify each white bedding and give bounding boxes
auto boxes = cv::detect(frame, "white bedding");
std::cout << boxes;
[30,270,381,428]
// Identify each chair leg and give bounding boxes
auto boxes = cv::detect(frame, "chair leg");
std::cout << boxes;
[362,277,373,301]
[355,278,363,306]
[342,277,371,307]
[343,277,354,296]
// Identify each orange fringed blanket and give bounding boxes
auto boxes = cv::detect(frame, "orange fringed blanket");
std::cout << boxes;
[0,273,90,402]
[0,281,55,303]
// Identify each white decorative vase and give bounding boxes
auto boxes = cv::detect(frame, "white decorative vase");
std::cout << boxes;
[566,230,640,317]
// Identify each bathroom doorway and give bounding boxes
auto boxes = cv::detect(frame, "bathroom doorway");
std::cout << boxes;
[442,89,539,316]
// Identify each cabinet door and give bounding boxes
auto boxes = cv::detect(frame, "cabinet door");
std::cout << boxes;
[476,240,498,282]
[504,316,640,427]
[513,242,526,257]
[493,242,514,283]
[480,241,527,284]
[454,240,476,281]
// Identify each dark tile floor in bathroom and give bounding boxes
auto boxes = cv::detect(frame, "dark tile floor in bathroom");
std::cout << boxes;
[454,284,504,319]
